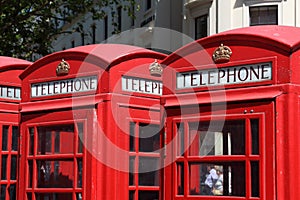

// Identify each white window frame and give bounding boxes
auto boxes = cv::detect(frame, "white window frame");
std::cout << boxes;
[243,1,283,26]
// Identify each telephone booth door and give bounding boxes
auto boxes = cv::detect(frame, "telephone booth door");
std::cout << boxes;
[165,101,275,200]
[19,108,96,200]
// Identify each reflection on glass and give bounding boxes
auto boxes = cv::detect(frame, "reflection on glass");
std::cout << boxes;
[138,157,159,186]
[37,125,74,155]
[189,120,245,156]
[188,162,245,196]
[12,126,19,151]
[138,191,159,200]
[76,193,83,200]
[37,160,74,188]
[139,124,160,152]
[2,125,8,151]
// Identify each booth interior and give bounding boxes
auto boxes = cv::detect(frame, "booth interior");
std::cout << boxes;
[2,25,300,200]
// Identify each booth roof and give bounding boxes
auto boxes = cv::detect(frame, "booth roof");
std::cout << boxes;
[20,44,166,79]
[0,56,32,71]
[162,25,300,65]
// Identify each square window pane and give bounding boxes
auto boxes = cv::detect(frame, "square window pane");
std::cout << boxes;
[189,120,245,156]
[138,157,159,186]
[139,124,160,152]
[189,162,245,196]
[37,125,74,155]
[36,160,74,188]
[129,191,135,200]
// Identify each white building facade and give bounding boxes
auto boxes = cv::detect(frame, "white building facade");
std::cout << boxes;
[52,0,300,52]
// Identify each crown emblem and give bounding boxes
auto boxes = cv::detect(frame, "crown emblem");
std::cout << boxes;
[56,59,70,76]
[212,44,232,63]
[149,59,163,77]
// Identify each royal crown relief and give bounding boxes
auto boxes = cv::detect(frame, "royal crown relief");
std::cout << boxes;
[212,44,232,63]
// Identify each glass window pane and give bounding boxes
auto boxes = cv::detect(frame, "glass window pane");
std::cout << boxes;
[1,185,6,200]
[177,162,184,195]
[37,160,74,188]
[251,119,259,155]
[76,193,82,200]
[1,155,7,180]
[77,158,83,188]
[29,128,34,155]
[9,184,16,200]
[27,193,32,200]
[250,6,278,26]
[189,162,245,196]
[37,125,74,155]
[129,191,135,200]
[251,161,260,197]
[195,14,208,39]
[130,122,135,152]
[177,123,184,156]
[2,125,8,151]
[189,120,245,156]
[129,156,135,185]
[28,160,33,188]
[12,126,18,151]
[77,123,84,153]
[138,157,159,186]
[35,193,73,200]
[139,124,160,152]
[138,191,159,200]
[10,155,17,180]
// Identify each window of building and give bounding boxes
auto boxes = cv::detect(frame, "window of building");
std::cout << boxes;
[249,5,278,26]
[195,14,208,40]
[91,24,96,44]
[117,7,122,33]
[104,16,108,40]
[71,40,75,48]
[129,122,161,200]
[146,0,152,11]
[0,125,19,200]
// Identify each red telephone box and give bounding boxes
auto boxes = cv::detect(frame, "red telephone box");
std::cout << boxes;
[18,44,166,200]
[0,57,31,200]
[161,25,300,200]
